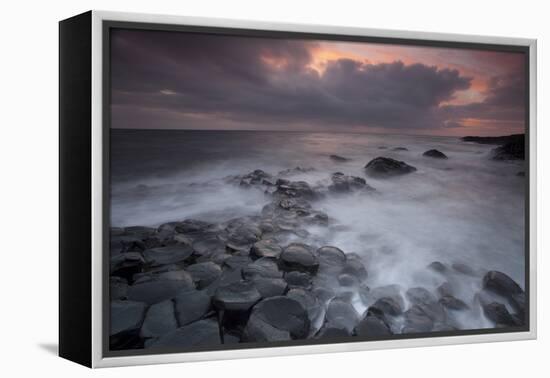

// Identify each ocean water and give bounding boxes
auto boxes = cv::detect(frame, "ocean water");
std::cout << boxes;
[111,129,525,329]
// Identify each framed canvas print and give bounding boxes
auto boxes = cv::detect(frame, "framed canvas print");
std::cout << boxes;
[59,10,537,368]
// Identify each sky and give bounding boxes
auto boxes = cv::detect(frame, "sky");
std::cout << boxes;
[110,29,526,136]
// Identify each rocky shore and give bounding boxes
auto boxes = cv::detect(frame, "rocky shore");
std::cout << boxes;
[109,149,526,351]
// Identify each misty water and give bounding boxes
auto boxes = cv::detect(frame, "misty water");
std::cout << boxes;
[111,129,525,331]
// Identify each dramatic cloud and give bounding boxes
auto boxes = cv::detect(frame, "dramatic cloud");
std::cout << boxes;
[110,29,526,135]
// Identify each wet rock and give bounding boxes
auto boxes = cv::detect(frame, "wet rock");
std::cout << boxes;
[274,180,317,200]
[140,300,178,338]
[143,244,193,266]
[315,323,352,338]
[213,281,262,312]
[313,286,336,302]
[392,147,408,151]
[287,289,325,336]
[187,262,222,289]
[239,169,274,187]
[225,224,261,252]
[428,261,447,273]
[491,140,525,160]
[340,256,368,281]
[509,292,526,318]
[173,290,211,326]
[110,252,146,282]
[423,149,448,159]
[439,295,469,311]
[329,154,351,162]
[364,157,417,177]
[482,271,524,300]
[157,269,194,286]
[482,302,520,327]
[371,297,403,316]
[451,262,478,277]
[223,255,252,271]
[192,237,226,258]
[110,300,147,336]
[403,305,434,333]
[355,310,393,337]
[284,271,312,289]
[252,277,288,298]
[328,172,374,193]
[317,246,347,269]
[338,273,359,287]
[325,298,360,333]
[279,243,319,274]
[110,277,128,300]
[244,296,310,341]
[242,257,283,279]
[148,319,221,349]
[406,287,446,323]
[127,279,192,305]
[436,282,454,298]
[369,285,403,309]
[250,239,283,259]
[175,219,215,236]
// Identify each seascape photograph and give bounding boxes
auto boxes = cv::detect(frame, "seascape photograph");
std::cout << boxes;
[108,28,527,352]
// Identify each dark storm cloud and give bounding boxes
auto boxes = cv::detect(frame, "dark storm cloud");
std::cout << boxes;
[110,29,524,132]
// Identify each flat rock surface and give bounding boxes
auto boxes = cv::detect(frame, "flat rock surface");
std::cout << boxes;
[148,319,221,349]
[140,299,178,338]
[127,279,192,305]
[174,290,212,326]
[111,300,147,336]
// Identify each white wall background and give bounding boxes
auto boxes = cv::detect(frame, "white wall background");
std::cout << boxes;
[0,0,546,376]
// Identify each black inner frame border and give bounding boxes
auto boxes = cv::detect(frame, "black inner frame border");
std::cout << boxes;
[102,19,531,359]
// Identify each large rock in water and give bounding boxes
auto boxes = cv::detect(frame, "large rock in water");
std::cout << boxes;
[482,271,524,300]
[147,319,221,349]
[187,262,222,289]
[355,309,393,337]
[328,172,374,193]
[325,298,360,333]
[110,300,147,336]
[250,239,283,259]
[274,179,317,200]
[491,141,525,160]
[482,302,521,327]
[244,296,310,341]
[364,157,417,177]
[423,149,448,159]
[279,243,319,274]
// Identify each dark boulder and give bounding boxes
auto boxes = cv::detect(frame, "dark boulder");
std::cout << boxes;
[482,271,524,300]
[127,279,192,305]
[252,277,288,298]
[325,298,360,333]
[286,289,325,336]
[423,149,448,159]
[427,261,447,273]
[242,257,283,280]
[355,310,393,337]
[329,154,351,162]
[340,256,368,282]
[140,299,178,338]
[402,305,434,333]
[147,319,221,349]
[274,180,317,200]
[239,169,274,187]
[250,239,283,259]
[110,252,146,282]
[317,246,347,269]
[244,296,310,341]
[482,302,521,327]
[173,289,211,326]
[110,300,147,336]
[406,287,446,323]
[143,244,193,266]
[491,141,525,160]
[364,157,417,177]
[279,243,319,274]
[392,147,408,151]
[328,172,374,193]
[439,295,469,311]
[212,281,262,312]
[187,262,222,289]
[284,271,312,289]
[371,297,403,316]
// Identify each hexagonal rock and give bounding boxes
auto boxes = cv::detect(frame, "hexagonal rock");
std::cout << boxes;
[244,296,310,341]
[140,299,178,338]
[325,298,360,333]
[355,312,392,337]
[279,243,319,274]
[250,239,283,259]
[364,157,417,177]
[252,277,288,298]
[110,300,147,336]
[242,257,283,280]
[143,244,193,266]
[173,289,212,326]
[127,279,193,305]
[186,262,222,289]
[213,281,262,312]
[147,319,221,349]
